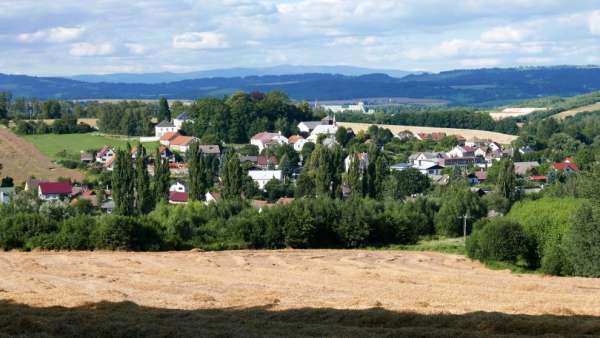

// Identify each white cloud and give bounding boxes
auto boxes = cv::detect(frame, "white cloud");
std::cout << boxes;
[459,58,501,68]
[481,26,526,42]
[517,57,553,64]
[18,26,85,43]
[590,11,600,36]
[172,32,229,49]
[69,42,114,56]
[125,43,146,55]
[329,35,378,46]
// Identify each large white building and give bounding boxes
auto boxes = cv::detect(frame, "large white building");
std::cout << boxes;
[155,120,178,138]
[320,102,371,114]
[248,170,282,190]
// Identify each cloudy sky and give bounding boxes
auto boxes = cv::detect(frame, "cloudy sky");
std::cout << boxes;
[1,0,600,76]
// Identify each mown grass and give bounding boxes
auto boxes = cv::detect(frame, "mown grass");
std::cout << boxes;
[373,237,467,255]
[22,133,158,160]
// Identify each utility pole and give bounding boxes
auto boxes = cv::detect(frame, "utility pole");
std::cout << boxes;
[459,210,473,241]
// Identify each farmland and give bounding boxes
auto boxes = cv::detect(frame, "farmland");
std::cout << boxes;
[338,122,518,144]
[0,127,84,183]
[22,133,158,160]
[553,102,600,120]
[1,250,600,337]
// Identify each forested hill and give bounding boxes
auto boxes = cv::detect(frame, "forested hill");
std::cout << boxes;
[2,66,600,106]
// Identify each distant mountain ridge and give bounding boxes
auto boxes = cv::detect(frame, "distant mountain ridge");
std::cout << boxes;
[68,65,415,84]
[2,66,600,106]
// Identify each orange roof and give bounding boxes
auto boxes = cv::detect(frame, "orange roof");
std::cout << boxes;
[170,135,195,146]
[288,135,304,144]
[160,132,180,141]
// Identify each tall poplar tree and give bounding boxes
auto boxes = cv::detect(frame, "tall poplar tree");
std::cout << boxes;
[134,145,153,214]
[158,97,171,122]
[346,153,363,198]
[153,147,171,204]
[112,145,135,216]
[222,153,244,199]
[496,159,518,202]
[187,142,212,200]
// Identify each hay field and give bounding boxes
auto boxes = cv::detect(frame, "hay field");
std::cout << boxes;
[488,108,547,121]
[1,250,600,337]
[554,102,600,120]
[338,122,518,144]
[0,127,84,183]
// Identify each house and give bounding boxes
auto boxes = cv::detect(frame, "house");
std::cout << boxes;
[409,152,444,167]
[169,181,186,193]
[104,157,115,171]
[413,163,444,176]
[205,191,221,205]
[447,145,476,158]
[80,152,94,163]
[95,146,115,164]
[320,102,367,114]
[277,197,295,205]
[169,191,189,204]
[71,188,100,207]
[514,161,540,176]
[248,170,282,190]
[297,121,321,134]
[308,124,338,143]
[288,135,308,152]
[101,199,115,213]
[155,120,178,138]
[440,156,485,168]
[169,163,189,176]
[415,132,446,141]
[474,169,488,183]
[25,178,42,192]
[488,142,502,152]
[250,199,275,212]
[198,144,221,156]
[256,155,279,170]
[250,132,288,152]
[344,152,369,172]
[0,187,14,205]
[170,135,197,153]
[160,132,180,146]
[173,112,192,129]
[528,175,547,183]
[158,146,177,163]
[553,157,579,173]
[38,181,72,201]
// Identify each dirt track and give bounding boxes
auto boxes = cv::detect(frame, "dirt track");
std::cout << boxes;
[2,250,600,316]
[0,127,84,183]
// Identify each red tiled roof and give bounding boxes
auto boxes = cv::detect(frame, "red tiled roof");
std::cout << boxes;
[252,132,279,143]
[170,135,195,146]
[169,191,189,203]
[39,182,72,195]
[257,155,278,166]
[529,175,547,181]
[288,135,304,144]
[160,132,179,141]
[553,162,579,172]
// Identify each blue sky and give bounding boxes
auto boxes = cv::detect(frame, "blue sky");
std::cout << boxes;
[1,0,600,76]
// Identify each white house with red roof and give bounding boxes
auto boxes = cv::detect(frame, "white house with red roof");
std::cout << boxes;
[169,135,198,153]
[159,132,180,146]
[38,181,73,201]
[250,132,288,152]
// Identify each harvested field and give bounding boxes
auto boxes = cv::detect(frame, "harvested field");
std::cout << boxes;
[489,107,547,121]
[1,250,600,337]
[338,122,518,144]
[554,102,600,119]
[0,127,84,183]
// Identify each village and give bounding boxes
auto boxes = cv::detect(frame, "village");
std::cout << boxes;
[0,109,579,212]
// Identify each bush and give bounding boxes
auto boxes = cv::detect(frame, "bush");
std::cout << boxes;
[467,218,529,263]
[92,216,138,250]
[565,202,600,277]
[0,213,56,250]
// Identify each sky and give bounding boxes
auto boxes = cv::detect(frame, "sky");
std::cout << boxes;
[1,0,600,76]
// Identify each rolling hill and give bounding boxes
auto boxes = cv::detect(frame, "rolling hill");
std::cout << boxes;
[2,66,600,106]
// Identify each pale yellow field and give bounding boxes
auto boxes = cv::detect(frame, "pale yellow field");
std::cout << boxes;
[554,102,600,119]
[338,122,518,144]
[1,250,600,337]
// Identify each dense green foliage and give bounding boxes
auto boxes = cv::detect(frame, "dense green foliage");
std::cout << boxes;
[467,218,529,264]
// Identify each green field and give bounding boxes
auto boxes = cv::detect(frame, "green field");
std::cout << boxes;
[23,133,158,160]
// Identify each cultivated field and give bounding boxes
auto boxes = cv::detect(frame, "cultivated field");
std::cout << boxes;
[0,127,84,183]
[23,133,158,160]
[1,250,600,337]
[554,102,600,120]
[338,122,518,144]
[488,107,547,121]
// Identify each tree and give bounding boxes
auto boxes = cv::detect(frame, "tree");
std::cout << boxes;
[295,172,315,197]
[566,202,600,277]
[158,97,171,122]
[134,145,154,214]
[386,168,430,200]
[345,153,363,197]
[187,142,212,200]
[364,144,388,199]
[495,159,518,202]
[0,92,10,120]
[335,126,350,146]
[153,148,171,204]
[435,184,487,237]
[222,153,244,199]
[466,218,529,264]
[112,145,135,216]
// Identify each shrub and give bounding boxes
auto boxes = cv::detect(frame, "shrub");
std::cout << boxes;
[467,218,529,263]
[565,202,600,277]
[0,213,56,250]
[92,216,137,250]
